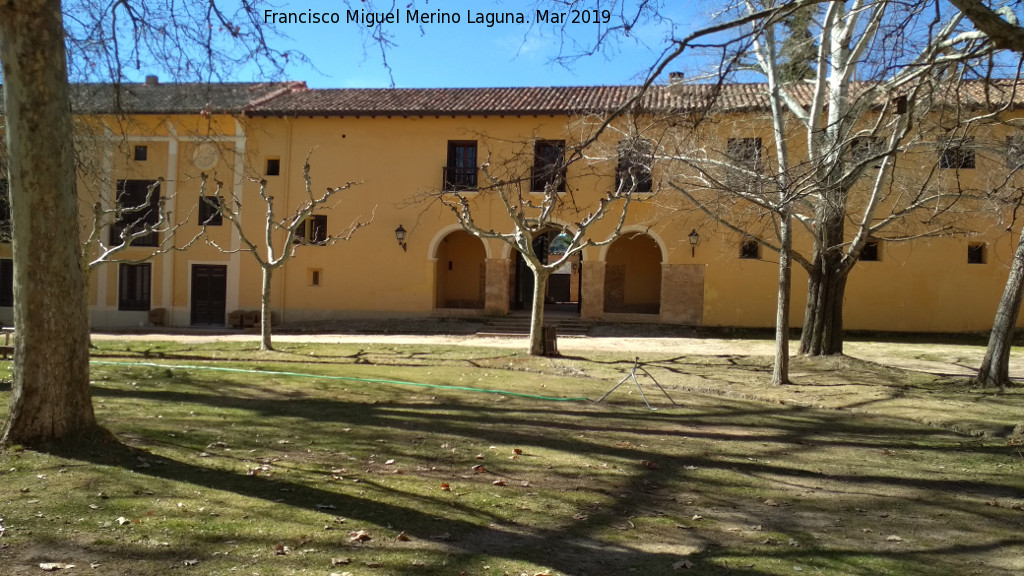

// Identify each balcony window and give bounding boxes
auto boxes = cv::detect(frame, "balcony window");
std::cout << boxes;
[616,137,653,193]
[444,141,478,190]
[531,140,566,192]
[726,137,763,192]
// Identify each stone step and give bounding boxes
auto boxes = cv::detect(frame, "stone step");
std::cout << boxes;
[476,316,592,336]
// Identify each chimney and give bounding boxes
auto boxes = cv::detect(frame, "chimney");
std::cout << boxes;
[145,75,159,86]
[668,71,684,85]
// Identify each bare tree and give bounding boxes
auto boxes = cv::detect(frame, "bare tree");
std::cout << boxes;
[441,123,654,356]
[0,0,297,445]
[205,155,371,351]
[84,178,205,271]
[657,0,996,367]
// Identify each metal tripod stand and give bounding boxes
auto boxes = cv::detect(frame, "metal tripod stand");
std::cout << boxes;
[594,357,678,410]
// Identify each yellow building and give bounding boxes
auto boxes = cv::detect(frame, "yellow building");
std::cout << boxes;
[0,79,1019,333]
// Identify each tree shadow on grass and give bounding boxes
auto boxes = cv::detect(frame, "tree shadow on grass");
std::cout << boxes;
[40,435,695,576]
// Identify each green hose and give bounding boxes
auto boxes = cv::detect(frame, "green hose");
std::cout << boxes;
[90,360,590,402]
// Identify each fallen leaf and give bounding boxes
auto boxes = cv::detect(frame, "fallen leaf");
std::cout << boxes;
[39,563,76,572]
[763,499,779,507]
[440,483,451,492]
[183,559,199,566]
[331,557,352,566]
[315,504,337,510]
[886,535,903,542]
[475,454,485,460]
[692,515,703,520]
[472,465,486,473]
[513,448,523,455]
[116,517,130,526]
[364,561,383,567]
[385,459,396,466]
[673,558,695,570]
[396,531,411,541]
[274,543,290,555]
[642,460,660,470]
[492,479,506,486]
[349,530,372,542]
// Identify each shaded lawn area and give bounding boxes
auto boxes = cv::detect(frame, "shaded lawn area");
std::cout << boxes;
[0,340,1021,575]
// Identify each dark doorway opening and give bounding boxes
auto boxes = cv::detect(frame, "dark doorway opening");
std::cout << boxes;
[191,264,227,326]
[512,231,582,315]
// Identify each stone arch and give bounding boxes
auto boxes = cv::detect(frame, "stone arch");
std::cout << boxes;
[603,232,662,314]
[428,223,493,260]
[433,229,487,309]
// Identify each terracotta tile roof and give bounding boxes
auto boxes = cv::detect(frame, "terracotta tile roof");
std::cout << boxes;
[244,85,665,116]
[3,78,1021,118]
[0,81,306,115]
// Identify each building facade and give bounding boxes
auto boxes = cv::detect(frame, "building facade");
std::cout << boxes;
[0,79,1020,332]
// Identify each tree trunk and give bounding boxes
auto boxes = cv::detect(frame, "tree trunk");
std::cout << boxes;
[799,199,847,357]
[977,226,1024,388]
[799,263,848,356]
[260,266,274,351]
[528,268,550,356]
[0,0,97,444]
[772,210,792,384]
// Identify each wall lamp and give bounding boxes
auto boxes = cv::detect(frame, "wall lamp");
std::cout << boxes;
[688,228,700,257]
[395,225,407,252]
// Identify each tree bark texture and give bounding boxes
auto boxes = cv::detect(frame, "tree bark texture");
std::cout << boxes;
[260,266,274,351]
[799,200,848,356]
[0,0,96,444]
[528,268,550,356]
[977,226,1024,388]
[772,210,792,384]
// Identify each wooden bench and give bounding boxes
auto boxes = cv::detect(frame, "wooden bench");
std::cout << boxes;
[0,327,14,359]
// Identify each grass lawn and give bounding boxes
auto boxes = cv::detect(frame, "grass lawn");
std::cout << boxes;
[1,339,1022,575]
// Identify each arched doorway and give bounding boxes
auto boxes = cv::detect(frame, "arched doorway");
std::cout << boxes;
[604,233,662,314]
[511,230,582,315]
[434,230,486,309]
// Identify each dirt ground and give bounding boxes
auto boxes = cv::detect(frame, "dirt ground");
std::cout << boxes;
[91,330,1024,380]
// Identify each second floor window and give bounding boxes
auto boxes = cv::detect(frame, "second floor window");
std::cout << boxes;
[940,140,975,169]
[199,195,223,226]
[295,214,329,245]
[1007,135,1024,170]
[616,137,653,193]
[726,138,762,193]
[532,140,566,192]
[110,179,161,247]
[444,141,478,190]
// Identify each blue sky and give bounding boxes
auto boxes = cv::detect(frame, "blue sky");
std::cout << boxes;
[261,0,699,88]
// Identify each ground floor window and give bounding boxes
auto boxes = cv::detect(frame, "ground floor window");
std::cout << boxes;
[0,259,12,307]
[118,263,152,311]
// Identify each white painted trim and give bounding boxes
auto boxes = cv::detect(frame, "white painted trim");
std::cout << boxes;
[426,223,493,260]
[161,139,178,309]
[596,226,668,263]
[228,119,246,316]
